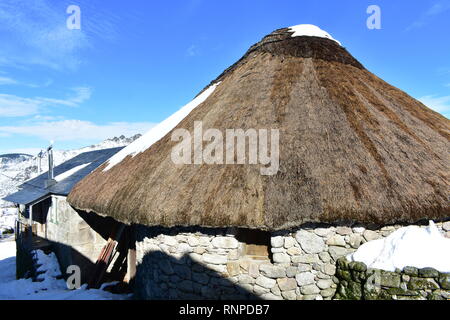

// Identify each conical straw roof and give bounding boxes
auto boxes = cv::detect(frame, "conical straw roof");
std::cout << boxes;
[68,25,450,231]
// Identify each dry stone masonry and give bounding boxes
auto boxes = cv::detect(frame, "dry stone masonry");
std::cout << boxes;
[134,221,449,300]
[334,258,450,300]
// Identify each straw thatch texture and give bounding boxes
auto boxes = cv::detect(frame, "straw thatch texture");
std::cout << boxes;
[68,28,450,231]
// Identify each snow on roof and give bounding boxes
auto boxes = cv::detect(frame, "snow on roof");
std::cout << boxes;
[288,24,341,46]
[54,162,91,182]
[347,221,450,273]
[104,82,221,171]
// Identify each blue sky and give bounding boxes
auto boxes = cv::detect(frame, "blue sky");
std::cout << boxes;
[0,0,449,155]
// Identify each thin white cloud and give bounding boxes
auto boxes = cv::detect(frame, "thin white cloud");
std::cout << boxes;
[0,119,155,142]
[0,0,90,70]
[418,95,450,117]
[0,87,92,117]
[407,1,450,30]
[0,75,53,88]
[0,76,18,85]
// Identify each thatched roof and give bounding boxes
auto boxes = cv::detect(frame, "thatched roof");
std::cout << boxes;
[68,26,450,231]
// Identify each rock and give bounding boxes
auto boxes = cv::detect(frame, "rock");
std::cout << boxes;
[287,247,302,256]
[162,236,178,247]
[291,254,320,264]
[320,288,336,298]
[352,226,365,234]
[178,280,194,292]
[348,234,363,249]
[261,293,282,300]
[326,235,346,247]
[271,236,284,248]
[178,243,193,253]
[442,221,450,232]
[322,264,336,276]
[295,231,325,254]
[271,285,281,296]
[271,248,285,253]
[227,250,239,260]
[336,227,353,235]
[248,263,260,278]
[408,277,440,290]
[301,284,320,295]
[277,278,297,291]
[206,264,227,274]
[286,266,298,278]
[255,276,276,289]
[284,237,297,249]
[314,228,334,237]
[363,230,382,242]
[380,273,401,288]
[273,253,291,264]
[328,246,350,261]
[260,264,286,278]
[238,274,255,284]
[203,253,227,265]
[418,267,439,278]
[297,263,313,272]
[194,247,207,255]
[198,236,211,246]
[295,272,315,286]
[187,236,199,247]
[281,290,297,300]
[319,252,331,263]
[192,272,209,285]
[159,260,174,275]
[438,274,450,290]
[211,237,238,249]
[253,285,270,295]
[403,266,419,276]
[349,261,367,272]
[317,279,333,290]
[173,265,191,279]
[226,262,240,276]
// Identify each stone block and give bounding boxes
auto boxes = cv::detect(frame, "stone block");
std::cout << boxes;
[295,272,315,286]
[273,253,291,264]
[295,230,325,254]
[256,275,277,289]
[277,278,297,291]
[211,237,238,249]
[259,264,286,278]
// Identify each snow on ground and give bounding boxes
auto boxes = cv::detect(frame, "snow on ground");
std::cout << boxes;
[288,24,341,46]
[0,240,130,300]
[347,221,450,273]
[104,82,221,171]
[0,208,16,235]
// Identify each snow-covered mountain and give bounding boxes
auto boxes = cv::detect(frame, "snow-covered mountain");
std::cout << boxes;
[0,134,141,208]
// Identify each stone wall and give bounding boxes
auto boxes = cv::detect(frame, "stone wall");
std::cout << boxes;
[134,221,449,300]
[334,257,450,300]
[28,196,107,282]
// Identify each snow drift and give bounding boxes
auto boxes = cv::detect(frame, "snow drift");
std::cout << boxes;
[347,221,450,273]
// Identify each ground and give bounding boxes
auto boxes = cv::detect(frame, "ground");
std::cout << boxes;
[0,234,130,300]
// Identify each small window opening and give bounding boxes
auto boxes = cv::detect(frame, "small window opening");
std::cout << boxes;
[236,229,271,261]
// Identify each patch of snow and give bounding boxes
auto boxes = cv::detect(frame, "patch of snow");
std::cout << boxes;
[104,82,221,171]
[0,246,130,300]
[288,24,341,46]
[54,163,91,182]
[347,221,450,273]
[0,208,16,235]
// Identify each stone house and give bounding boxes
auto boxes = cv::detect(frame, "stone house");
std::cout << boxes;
[67,25,450,299]
[4,147,124,282]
